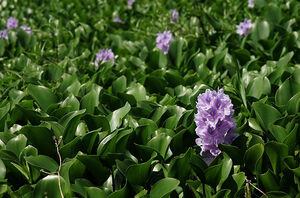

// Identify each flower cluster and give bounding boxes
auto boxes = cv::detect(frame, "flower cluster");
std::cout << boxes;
[0,17,32,40]
[156,30,173,54]
[113,17,125,24]
[0,30,8,40]
[236,19,252,36]
[195,89,238,159]
[127,0,135,7]
[170,9,179,23]
[20,26,33,34]
[7,17,18,29]
[248,0,254,8]
[94,49,115,67]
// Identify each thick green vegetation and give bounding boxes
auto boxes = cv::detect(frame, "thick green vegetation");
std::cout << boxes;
[0,0,299,197]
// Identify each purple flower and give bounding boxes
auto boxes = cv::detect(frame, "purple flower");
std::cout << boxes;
[195,89,238,163]
[156,30,173,54]
[0,30,8,40]
[21,26,32,35]
[170,9,179,23]
[127,0,135,6]
[6,17,18,29]
[94,49,115,67]
[248,0,254,8]
[113,17,125,24]
[236,19,252,36]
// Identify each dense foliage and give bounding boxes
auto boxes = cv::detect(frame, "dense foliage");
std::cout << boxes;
[0,0,300,197]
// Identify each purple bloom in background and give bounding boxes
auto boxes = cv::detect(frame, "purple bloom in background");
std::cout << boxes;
[195,89,238,163]
[248,0,255,8]
[0,30,8,40]
[113,17,125,24]
[170,9,179,23]
[21,26,32,34]
[94,49,115,67]
[127,0,135,6]
[236,19,252,36]
[6,17,18,29]
[156,30,173,54]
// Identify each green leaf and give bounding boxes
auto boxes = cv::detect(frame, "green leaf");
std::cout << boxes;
[283,156,300,178]
[126,83,147,101]
[43,65,63,81]
[204,13,222,30]
[247,76,271,99]
[61,95,80,112]
[108,183,130,198]
[258,170,280,192]
[19,126,56,156]
[170,129,194,155]
[268,124,287,142]
[76,154,110,185]
[168,148,193,184]
[252,20,270,41]
[287,92,300,114]
[252,102,281,131]
[169,37,184,68]
[33,175,67,198]
[244,143,264,174]
[27,84,57,111]
[0,159,6,179]
[59,109,86,143]
[112,75,127,94]
[125,153,156,185]
[219,144,243,165]
[86,187,107,198]
[107,102,131,132]
[148,50,167,69]
[264,141,288,174]
[6,134,27,159]
[275,69,300,106]
[165,69,184,87]
[205,153,233,188]
[0,40,5,56]
[213,189,231,198]
[25,155,58,172]
[248,118,263,132]
[81,90,99,114]
[265,4,282,26]
[283,124,299,154]
[232,172,246,192]
[190,153,208,182]
[149,178,180,198]
[146,133,172,159]
[268,52,294,84]
[83,114,110,131]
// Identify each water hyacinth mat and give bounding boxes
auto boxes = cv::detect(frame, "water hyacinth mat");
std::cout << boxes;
[0,0,299,197]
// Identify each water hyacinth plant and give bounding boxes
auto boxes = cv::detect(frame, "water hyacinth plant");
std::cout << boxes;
[127,0,135,7]
[170,9,179,23]
[156,30,173,54]
[113,17,125,24]
[248,0,255,8]
[0,30,8,40]
[0,0,299,197]
[6,17,18,29]
[20,26,33,34]
[195,89,238,162]
[94,49,115,67]
[236,19,252,36]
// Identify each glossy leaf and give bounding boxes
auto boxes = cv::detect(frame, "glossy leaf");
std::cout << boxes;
[149,178,180,198]
[25,155,58,172]
[27,84,57,111]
